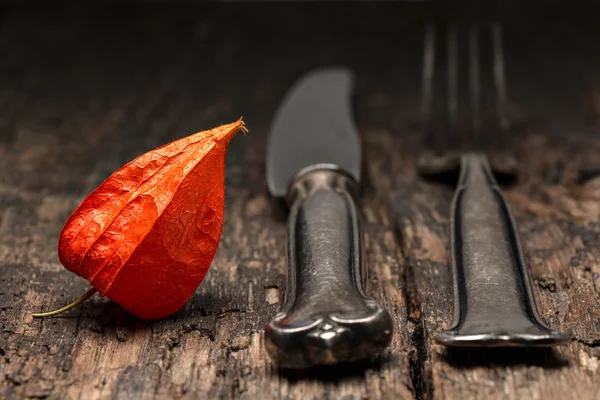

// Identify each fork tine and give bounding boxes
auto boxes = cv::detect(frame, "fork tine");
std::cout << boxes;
[447,23,459,134]
[420,19,513,175]
[468,23,481,144]
[492,22,509,132]
[489,21,518,176]
[422,22,436,151]
[421,18,513,161]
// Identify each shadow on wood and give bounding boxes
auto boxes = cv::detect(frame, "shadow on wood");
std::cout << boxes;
[441,347,570,369]
[269,196,289,224]
[277,356,391,382]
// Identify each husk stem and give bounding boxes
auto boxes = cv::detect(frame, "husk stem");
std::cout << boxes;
[32,287,98,317]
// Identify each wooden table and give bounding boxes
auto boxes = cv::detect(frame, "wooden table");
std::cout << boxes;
[1,3,599,399]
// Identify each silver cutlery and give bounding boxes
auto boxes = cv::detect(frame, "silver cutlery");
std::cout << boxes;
[418,21,570,347]
[264,68,394,367]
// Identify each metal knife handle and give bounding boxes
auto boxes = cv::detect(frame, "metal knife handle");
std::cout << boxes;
[265,164,393,368]
[436,153,570,347]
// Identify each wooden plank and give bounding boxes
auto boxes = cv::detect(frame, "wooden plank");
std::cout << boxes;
[384,138,600,399]
[0,4,418,399]
[1,2,599,399]
[380,16,600,400]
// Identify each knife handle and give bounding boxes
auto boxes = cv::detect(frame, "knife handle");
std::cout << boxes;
[265,165,393,368]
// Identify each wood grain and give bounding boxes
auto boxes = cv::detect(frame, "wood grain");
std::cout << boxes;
[0,2,599,399]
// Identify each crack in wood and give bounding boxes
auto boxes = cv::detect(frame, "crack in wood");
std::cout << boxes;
[396,225,434,400]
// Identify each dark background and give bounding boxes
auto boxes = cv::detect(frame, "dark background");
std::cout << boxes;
[1,1,599,399]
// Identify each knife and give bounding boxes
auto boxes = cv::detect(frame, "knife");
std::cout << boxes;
[264,67,393,368]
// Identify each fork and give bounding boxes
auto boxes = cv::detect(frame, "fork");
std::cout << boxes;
[417,19,570,347]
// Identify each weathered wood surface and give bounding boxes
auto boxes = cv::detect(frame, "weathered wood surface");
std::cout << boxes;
[0,3,599,399]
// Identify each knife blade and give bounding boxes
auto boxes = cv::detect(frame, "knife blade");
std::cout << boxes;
[264,67,393,368]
